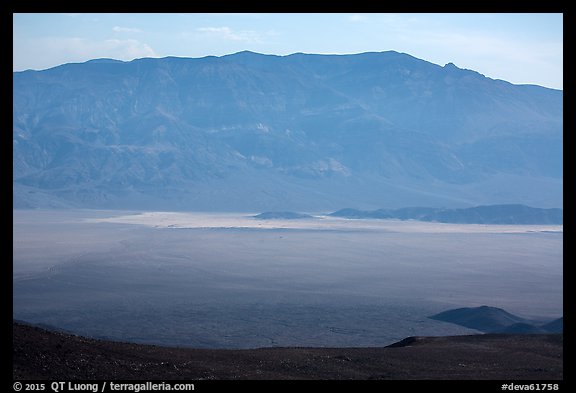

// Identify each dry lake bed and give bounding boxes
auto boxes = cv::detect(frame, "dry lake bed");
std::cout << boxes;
[13,209,563,349]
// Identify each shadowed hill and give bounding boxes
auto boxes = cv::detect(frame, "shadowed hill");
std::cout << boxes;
[429,306,563,334]
[429,306,529,332]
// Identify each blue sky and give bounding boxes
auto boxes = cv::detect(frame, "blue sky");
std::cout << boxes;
[13,13,563,89]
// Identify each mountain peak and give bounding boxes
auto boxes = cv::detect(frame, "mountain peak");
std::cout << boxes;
[443,61,485,78]
[85,58,125,64]
[227,50,278,58]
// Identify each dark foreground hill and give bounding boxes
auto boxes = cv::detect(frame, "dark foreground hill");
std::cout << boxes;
[13,322,562,380]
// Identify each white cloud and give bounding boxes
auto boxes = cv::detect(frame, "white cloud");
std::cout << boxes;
[195,26,262,43]
[101,38,156,58]
[13,37,158,71]
[348,14,367,23]
[113,26,143,33]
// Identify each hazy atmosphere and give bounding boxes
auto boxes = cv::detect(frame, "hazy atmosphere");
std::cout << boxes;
[13,12,563,380]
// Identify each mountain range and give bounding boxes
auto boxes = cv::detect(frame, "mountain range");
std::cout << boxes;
[13,51,563,211]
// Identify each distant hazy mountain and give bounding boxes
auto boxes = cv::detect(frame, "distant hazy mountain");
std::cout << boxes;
[13,51,563,211]
[429,306,562,334]
[430,306,529,332]
[253,211,313,220]
[329,204,563,224]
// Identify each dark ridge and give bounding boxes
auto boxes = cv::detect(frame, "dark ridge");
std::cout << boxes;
[13,322,562,380]
[384,336,420,348]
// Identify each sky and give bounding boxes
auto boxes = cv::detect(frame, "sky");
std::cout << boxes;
[13,13,563,89]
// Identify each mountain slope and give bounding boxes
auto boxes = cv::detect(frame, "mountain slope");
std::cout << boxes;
[13,51,563,211]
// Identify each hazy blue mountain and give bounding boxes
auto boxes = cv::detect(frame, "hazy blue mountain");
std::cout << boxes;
[429,306,529,332]
[329,204,563,224]
[541,317,563,333]
[424,204,563,224]
[13,51,563,211]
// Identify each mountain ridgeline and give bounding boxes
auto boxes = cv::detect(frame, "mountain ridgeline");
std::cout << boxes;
[13,51,563,211]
